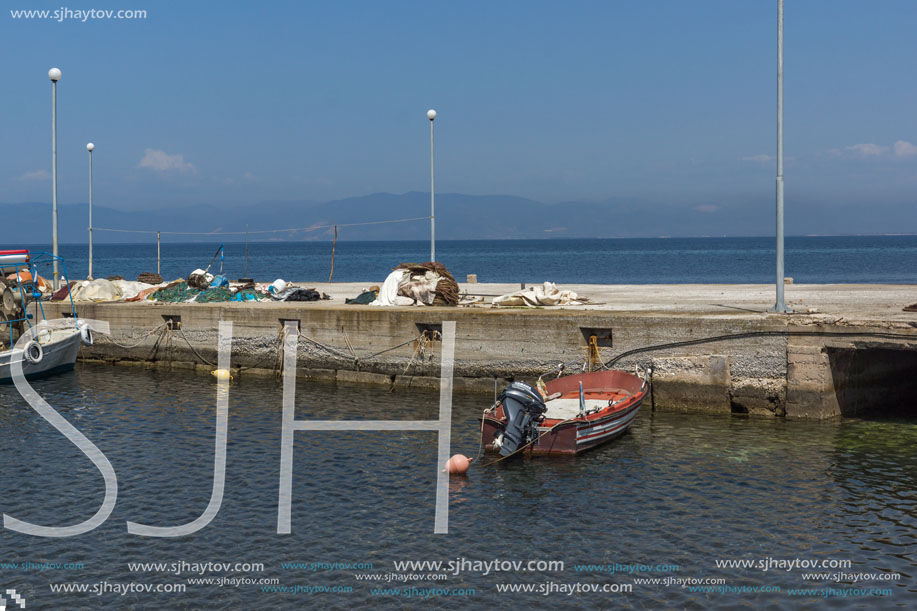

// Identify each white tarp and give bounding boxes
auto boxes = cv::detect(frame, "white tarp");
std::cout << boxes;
[70,279,121,302]
[70,279,161,302]
[370,270,412,306]
[370,269,443,306]
[493,282,587,307]
[112,280,160,300]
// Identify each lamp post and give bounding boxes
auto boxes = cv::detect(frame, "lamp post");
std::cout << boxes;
[427,109,436,262]
[49,67,62,290]
[87,142,95,279]
[771,1,790,313]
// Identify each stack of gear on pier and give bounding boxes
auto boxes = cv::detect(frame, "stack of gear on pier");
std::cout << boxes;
[187,269,214,290]
[231,288,262,302]
[270,287,327,302]
[51,281,78,301]
[493,282,588,307]
[346,286,380,304]
[149,280,270,303]
[5,270,51,292]
[69,278,167,302]
[137,272,163,284]
[371,262,459,306]
[195,286,234,303]
[150,281,200,303]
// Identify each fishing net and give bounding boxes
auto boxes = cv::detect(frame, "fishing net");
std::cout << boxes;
[394,262,459,306]
[151,281,200,303]
[137,272,163,284]
[195,287,234,303]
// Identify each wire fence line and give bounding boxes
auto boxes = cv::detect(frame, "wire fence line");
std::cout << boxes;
[93,215,432,236]
[89,214,433,276]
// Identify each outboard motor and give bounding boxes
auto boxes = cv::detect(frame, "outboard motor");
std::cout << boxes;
[494,382,547,456]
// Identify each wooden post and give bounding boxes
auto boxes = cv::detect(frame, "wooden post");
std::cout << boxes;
[328,225,338,282]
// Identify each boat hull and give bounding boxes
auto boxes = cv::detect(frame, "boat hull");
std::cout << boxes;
[0,329,81,384]
[481,370,647,456]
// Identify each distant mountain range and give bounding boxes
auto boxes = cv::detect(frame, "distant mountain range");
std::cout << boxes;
[1,191,912,242]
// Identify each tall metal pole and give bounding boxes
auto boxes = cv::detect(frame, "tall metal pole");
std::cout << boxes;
[771,1,790,313]
[87,143,95,279]
[157,232,161,275]
[49,68,62,290]
[427,109,437,262]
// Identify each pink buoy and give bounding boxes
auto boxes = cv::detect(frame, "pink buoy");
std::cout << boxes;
[443,454,473,475]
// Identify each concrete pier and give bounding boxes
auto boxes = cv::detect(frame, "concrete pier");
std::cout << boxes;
[43,282,917,419]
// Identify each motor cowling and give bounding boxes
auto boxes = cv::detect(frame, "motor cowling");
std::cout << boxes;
[495,382,547,456]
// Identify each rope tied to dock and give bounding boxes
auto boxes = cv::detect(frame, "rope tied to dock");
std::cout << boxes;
[602,329,917,369]
[96,323,168,350]
[476,416,579,468]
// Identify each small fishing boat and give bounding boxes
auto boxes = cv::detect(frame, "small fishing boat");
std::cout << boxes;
[480,367,650,457]
[1,250,91,384]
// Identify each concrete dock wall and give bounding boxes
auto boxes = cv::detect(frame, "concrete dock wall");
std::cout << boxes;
[41,297,917,419]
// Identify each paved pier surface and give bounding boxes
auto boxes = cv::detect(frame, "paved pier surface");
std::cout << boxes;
[43,283,917,420]
[304,282,917,320]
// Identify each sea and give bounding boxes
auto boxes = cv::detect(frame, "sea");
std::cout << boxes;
[0,365,914,608]
[3,236,916,608]
[17,235,917,284]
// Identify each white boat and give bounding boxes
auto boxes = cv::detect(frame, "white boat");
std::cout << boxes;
[1,250,89,384]
[0,326,83,384]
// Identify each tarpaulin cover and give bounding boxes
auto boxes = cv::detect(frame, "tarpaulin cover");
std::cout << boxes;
[493,282,588,307]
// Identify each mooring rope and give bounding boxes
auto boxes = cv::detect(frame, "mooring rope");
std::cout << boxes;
[297,331,357,361]
[476,416,579,468]
[602,329,917,369]
[96,323,168,349]
[176,325,216,366]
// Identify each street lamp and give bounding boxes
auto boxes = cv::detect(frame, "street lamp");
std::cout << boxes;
[87,142,95,280]
[427,109,436,262]
[771,1,791,313]
[49,67,62,290]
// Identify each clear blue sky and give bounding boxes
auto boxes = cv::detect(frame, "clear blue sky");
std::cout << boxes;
[2,0,916,220]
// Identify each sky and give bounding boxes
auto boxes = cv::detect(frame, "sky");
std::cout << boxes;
[2,0,916,228]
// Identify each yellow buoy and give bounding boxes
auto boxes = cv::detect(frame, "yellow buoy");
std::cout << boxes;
[211,369,233,382]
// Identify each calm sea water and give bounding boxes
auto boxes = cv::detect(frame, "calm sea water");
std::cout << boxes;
[1,364,914,609]
[18,235,917,284]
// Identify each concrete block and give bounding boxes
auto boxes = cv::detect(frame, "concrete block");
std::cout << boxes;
[650,355,731,413]
[728,377,786,416]
[392,375,440,390]
[336,370,392,386]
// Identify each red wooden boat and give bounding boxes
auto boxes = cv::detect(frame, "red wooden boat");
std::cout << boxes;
[480,368,649,456]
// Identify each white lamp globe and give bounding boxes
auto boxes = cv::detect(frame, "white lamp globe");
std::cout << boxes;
[86,142,95,152]
[427,109,437,121]
[48,68,62,82]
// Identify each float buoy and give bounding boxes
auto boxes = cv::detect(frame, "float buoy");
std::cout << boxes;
[23,340,43,364]
[443,454,473,475]
[80,325,94,346]
[211,369,233,382]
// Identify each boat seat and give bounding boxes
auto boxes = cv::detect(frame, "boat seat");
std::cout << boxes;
[543,398,612,420]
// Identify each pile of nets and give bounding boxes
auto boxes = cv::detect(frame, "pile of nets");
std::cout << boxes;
[395,262,459,306]
[371,262,460,306]
[196,286,234,303]
[149,280,269,304]
[137,272,163,284]
[150,281,201,303]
